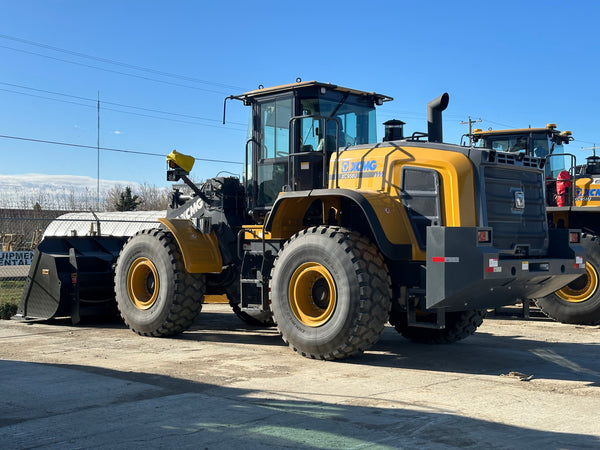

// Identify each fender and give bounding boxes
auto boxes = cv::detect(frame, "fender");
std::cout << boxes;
[158,218,223,273]
[265,189,415,261]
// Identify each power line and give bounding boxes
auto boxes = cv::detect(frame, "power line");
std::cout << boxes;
[0,134,244,165]
[0,85,247,130]
[0,81,219,122]
[100,105,246,129]
[0,81,245,125]
[0,87,93,109]
[479,118,517,129]
[573,138,598,146]
[0,44,235,95]
[0,33,248,92]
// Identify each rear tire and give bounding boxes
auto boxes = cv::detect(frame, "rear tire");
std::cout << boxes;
[534,233,600,325]
[114,229,205,336]
[269,226,391,360]
[389,309,486,344]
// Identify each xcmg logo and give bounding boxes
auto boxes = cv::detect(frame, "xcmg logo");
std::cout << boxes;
[575,188,600,197]
[341,160,378,172]
[575,187,600,201]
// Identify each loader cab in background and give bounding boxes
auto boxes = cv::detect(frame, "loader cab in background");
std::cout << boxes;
[234,81,391,222]
[472,124,577,207]
[472,124,574,178]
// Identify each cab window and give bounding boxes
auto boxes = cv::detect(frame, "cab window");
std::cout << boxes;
[254,97,292,208]
[260,97,292,158]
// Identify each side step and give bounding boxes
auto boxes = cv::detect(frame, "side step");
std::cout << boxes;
[406,288,446,329]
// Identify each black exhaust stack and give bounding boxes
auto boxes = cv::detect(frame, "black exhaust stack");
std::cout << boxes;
[427,93,449,143]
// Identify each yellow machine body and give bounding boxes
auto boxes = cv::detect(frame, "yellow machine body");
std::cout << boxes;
[572,176,600,207]
[266,144,477,262]
[158,218,222,273]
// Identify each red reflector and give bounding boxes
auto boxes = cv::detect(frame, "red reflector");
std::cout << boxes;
[569,232,580,243]
[485,267,494,273]
[478,230,491,243]
[432,257,445,262]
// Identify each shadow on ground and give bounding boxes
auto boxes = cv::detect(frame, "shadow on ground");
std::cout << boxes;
[14,305,600,387]
[1,360,598,449]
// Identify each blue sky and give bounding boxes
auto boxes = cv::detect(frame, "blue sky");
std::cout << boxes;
[1,0,599,191]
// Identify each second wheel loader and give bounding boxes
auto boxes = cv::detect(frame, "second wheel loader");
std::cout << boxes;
[473,124,600,325]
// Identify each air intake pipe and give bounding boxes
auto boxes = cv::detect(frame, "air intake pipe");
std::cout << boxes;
[427,93,449,143]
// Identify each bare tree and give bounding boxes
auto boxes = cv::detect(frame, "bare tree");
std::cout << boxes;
[33,188,50,209]
[137,183,169,210]
[80,187,95,211]
[102,185,123,211]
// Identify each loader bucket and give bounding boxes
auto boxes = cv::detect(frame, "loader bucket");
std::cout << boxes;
[17,236,126,323]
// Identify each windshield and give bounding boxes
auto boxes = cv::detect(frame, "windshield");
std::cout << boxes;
[477,134,530,153]
[477,132,566,157]
[299,95,377,152]
[477,132,568,178]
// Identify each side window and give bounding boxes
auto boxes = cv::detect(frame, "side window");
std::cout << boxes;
[260,98,292,159]
[255,97,292,208]
[401,167,442,249]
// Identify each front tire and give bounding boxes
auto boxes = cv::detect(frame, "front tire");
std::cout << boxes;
[269,226,391,360]
[114,229,205,336]
[535,233,600,325]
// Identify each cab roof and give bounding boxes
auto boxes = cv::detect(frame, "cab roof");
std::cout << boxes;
[472,124,561,137]
[236,80,393,104]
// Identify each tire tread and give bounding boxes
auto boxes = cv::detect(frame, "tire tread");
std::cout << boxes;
[115,229,205,337]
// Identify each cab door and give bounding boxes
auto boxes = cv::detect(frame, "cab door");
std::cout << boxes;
[249,95,292,218]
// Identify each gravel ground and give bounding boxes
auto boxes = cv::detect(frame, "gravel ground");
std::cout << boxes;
[1,304,599,449]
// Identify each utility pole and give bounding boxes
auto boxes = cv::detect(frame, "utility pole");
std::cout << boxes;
[580,144,597,157]
[97,91,100,212]
[461,116,482,146]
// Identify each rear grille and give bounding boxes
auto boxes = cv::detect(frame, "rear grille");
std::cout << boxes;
[483,166,547,256]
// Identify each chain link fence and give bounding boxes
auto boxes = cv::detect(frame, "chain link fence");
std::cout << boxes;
[1,211,59,307]
[0,210,165,310]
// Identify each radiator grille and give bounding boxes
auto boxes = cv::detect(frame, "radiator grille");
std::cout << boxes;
[483,166,547,256]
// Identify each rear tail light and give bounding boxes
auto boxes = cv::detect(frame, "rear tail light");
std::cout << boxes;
[569,232,581,243]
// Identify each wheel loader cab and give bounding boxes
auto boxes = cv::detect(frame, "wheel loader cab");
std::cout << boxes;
[237,81,388,222]
[472,124,573,178]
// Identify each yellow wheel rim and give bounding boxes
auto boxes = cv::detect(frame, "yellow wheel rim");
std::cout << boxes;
[127,257,160,310]
[556,262,598,303]
[288,262,337,327]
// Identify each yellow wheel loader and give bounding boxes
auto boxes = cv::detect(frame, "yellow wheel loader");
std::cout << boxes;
[473,124,600,324]
[18,81,585,360]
